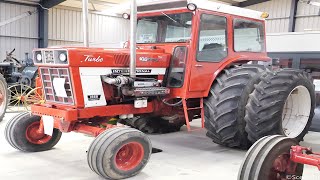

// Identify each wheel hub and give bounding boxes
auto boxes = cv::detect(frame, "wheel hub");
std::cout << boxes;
[17,95,25,101]
[115,142,144,171]
[25,121,51,144]
[271,153,298,180]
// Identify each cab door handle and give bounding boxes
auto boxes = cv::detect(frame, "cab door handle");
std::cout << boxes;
[195,64,203,67]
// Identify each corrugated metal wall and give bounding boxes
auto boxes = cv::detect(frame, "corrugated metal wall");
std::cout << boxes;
[247,0,292,33]
[0,2,38,61]
[48,7,130,47]
[295,0,320,32]
[247,0,320,33]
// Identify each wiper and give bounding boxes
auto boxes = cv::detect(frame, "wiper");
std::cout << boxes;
[161,12,188,28]
[161,12,178,23]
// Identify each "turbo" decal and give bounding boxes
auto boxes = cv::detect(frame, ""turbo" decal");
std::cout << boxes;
[84,55,104,62]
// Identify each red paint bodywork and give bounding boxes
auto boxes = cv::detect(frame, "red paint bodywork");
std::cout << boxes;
[32,7,270,135]
[290,145,320,170]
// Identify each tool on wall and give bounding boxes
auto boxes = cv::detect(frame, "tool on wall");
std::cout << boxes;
[0,10,37,27]
[300,0,320,7]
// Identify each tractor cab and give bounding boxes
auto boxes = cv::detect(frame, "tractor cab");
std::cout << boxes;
[133,0,270,98]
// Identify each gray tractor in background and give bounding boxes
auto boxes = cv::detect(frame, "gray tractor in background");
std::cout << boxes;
[0,49,40,122]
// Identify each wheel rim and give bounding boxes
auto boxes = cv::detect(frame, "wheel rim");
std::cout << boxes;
[282,86,311,138]
[7,84,32,112]
[115,142,144,171]
[7,84,43,112]
[25,87,45,110]
[270,153,299,180]
[25,121,51,144]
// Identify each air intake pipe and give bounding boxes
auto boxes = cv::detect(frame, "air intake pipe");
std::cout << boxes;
[101,76,133,86]
[129,0,137,78]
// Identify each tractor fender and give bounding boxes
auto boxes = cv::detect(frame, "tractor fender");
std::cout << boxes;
[203,56,270,97]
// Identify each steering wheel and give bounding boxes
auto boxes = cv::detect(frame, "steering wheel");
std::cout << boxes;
[4,48,22,67]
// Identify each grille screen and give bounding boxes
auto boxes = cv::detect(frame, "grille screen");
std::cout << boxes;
[40,67,74,105]
[44,50,54,64]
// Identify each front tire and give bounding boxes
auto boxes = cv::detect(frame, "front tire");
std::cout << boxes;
[238,135,304,180]
[204,64,266,149]
[5,112,62,152]
[87,128,152,180]
[245,69,315,143]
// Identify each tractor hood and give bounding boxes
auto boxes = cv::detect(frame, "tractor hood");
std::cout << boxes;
[34,47,172,68]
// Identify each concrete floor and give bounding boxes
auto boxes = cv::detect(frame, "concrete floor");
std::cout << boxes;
[0,112,320,180]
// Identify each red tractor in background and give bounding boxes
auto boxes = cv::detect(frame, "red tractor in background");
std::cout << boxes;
[4,0,316,179]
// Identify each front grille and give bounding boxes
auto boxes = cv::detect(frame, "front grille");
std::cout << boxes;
[40,67,74,105]
[44,50,54,64]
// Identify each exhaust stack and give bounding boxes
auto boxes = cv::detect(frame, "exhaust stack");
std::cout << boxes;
[82,0,89,47]
[129,0,137,78]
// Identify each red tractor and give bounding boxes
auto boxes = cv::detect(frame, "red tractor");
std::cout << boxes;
[4,0,316,179]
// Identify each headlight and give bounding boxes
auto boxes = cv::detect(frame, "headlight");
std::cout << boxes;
[187,3,197,11]
[122,13,130,19]
[59,53,67,62]
[36,53,42,61]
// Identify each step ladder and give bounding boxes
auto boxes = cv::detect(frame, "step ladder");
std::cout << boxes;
[182,98,205,131]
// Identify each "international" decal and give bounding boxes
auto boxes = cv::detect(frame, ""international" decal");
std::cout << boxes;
[111,69,152,74]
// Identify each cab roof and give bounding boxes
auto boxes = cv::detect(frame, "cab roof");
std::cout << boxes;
[137,0,265,20]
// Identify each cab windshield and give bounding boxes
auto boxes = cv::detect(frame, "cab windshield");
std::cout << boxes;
[137,12,193,43]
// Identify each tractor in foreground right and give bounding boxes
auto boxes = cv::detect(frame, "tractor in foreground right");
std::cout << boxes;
[4,0,317,179]
[238,135,320,180]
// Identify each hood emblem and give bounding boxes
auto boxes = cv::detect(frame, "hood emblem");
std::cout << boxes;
[139,57,159,62]
[84,55,104,62]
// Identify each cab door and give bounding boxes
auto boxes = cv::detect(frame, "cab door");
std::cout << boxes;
[188,12,229,93]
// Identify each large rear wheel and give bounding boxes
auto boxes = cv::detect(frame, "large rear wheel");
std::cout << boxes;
[238,135,304,180]
[245,69,315,143]
[87,128,152,180]
[204,64,266,149]
[0,74,8,122]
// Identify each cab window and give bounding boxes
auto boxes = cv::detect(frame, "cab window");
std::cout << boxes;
[233,19,265,52]
[197,14,228,62]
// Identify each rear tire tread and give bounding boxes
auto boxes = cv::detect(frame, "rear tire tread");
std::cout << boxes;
[204,64,267,149]
[245,69,315,143]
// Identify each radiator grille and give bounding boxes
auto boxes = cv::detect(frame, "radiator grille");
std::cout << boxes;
[114,54,130,65]
[40,67,74,105]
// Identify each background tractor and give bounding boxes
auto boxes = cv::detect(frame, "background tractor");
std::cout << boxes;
[4,0,316,179]
[0,48,42,121]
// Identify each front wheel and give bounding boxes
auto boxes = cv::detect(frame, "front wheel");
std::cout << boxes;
[5,112,62,152]
[238,135,304,180]
[87,128,152,180]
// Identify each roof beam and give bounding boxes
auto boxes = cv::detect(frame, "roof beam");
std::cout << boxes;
[238,0,271,7]
[40,0,66,8]
[38,7,48,48]
[288,0,298,32]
